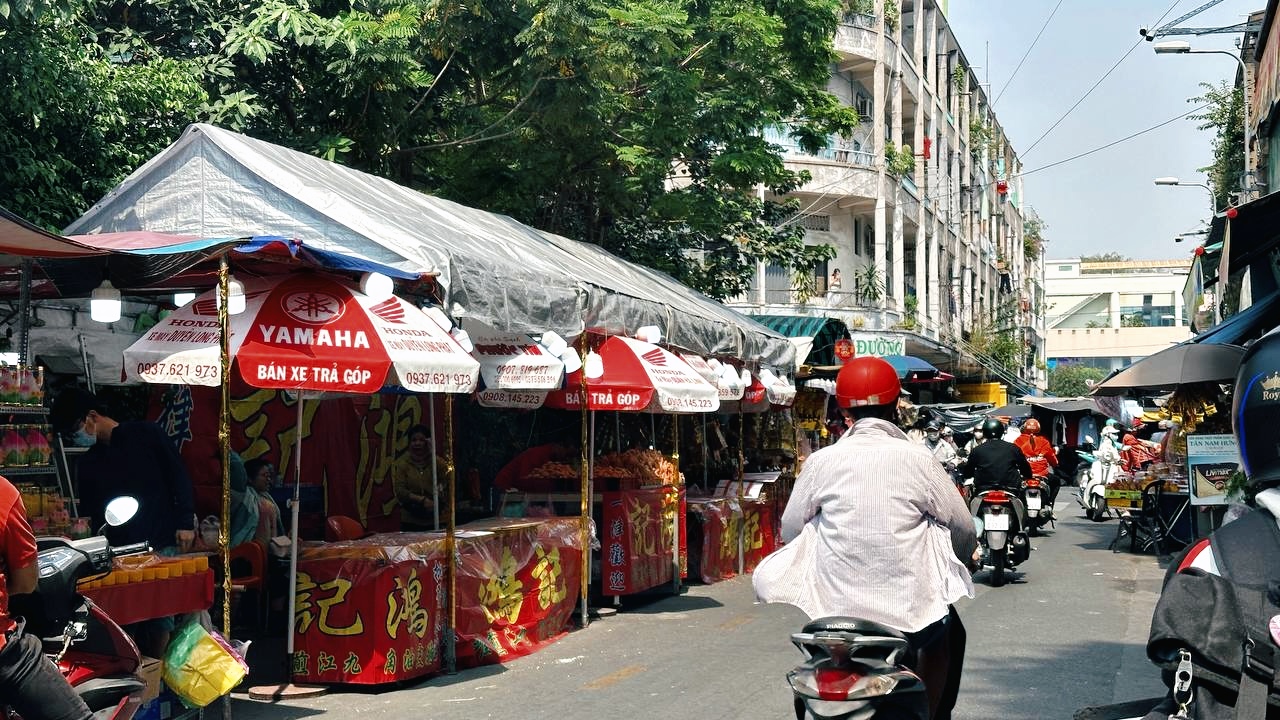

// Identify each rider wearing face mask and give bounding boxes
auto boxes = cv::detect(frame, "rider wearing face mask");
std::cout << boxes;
[923,421,959,470]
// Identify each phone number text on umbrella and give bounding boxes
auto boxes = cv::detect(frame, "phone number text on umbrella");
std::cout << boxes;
[136,362,220,380]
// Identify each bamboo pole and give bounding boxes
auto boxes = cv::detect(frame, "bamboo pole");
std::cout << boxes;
[430,398,439,530]
[671,415,680,593]
[737,407,745,575]
[217,257,233,720]
[444,394,458,673]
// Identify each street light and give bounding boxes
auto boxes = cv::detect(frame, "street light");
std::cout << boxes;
[1154,176,1216,217]
[1154,41,1251,201]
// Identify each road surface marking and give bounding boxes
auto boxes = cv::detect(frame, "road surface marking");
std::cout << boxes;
[582,664,647,689]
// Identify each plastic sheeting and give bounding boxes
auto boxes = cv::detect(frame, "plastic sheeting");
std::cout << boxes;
[66,124,795,370]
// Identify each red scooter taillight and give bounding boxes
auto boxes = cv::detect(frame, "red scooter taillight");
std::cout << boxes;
[1025,479,1040,488]
[816,667,863,700]
[983,490,1011,503]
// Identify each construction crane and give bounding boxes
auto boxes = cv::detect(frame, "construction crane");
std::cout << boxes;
[1139,0,1260,41]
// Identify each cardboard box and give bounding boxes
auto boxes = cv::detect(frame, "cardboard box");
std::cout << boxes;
[138,656,164,703]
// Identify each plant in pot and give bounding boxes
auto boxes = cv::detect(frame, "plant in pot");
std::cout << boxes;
[899,294,919,329]
[856,264,884,306]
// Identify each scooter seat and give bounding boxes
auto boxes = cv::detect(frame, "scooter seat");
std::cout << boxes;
[801,616,907,640]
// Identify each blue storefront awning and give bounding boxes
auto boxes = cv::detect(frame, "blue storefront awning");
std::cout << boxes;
[1192,291,1280,345]
[882,354,940,380]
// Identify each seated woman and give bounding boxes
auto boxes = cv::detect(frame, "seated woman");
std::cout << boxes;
[244,458,285,545]
[391,424,452,531]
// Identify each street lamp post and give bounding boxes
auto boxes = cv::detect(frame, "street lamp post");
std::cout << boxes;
[1154,41,1251,202]
[1154,176,1216,218]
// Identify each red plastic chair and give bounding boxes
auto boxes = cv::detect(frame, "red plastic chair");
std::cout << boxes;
[325,515,366,542]
[230,540,267,629]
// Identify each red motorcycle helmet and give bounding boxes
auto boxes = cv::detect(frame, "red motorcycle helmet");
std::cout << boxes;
[835,356,901,408]
[1022,418,1041,434]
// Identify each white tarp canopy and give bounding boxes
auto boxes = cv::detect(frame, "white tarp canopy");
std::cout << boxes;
[67,124,795,370]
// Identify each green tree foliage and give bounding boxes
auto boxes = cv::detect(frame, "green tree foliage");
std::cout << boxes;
[1047,364,1106,398]
[2,0,859,300]
[1189,80,1244,210]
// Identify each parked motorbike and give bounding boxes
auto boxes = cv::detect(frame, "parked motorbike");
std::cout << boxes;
[973,488,1031,587]
[786,617,928,719]
[1075,435,1120,522]
[6,496,150,720]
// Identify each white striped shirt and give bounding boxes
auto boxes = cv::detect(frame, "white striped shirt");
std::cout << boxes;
[779,418,976,632]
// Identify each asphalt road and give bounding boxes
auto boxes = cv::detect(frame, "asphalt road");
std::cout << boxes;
[230,498,1170,720]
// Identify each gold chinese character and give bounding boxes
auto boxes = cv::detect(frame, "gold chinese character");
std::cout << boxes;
[294,571,365,636]
[477,547,524,624]
[530,546,566,610]
[386,568,430,639]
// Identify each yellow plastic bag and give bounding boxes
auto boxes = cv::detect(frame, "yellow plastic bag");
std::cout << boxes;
[162,621,248,707]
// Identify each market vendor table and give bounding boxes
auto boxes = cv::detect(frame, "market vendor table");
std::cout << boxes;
[82,571,215,627]
[291,516,583,685]
[740,498,777,572]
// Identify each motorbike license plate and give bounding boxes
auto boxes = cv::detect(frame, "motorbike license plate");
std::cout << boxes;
[1027,494,1042,512]
[983,511,1010,531]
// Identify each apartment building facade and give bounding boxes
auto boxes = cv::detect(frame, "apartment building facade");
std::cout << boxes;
[1046,258,1192,373]
[727,0,1046,392]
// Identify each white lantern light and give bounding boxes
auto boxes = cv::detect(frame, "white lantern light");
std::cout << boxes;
[561,350,582,374]
[584,350,605,379]
[540,331,568,359]
[636,325,662,344]
[90,280,121,323]
[360,271,395,300]
[216,276,247,315]
[173,292,197,308]
[740,367,752,385]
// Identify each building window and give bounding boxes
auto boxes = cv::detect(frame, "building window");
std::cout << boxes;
[1058,265,1072,272]
[855,94,873,120]
[863,223,875,257]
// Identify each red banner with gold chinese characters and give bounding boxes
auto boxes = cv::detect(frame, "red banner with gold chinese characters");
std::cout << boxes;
[600,486,686,595]
[454,517,583,667]
[293,536,447,684]
[688,498,738,584]
[292,518,583,684]
[741,498,777,573]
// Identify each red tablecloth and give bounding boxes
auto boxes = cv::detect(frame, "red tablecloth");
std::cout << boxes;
[741,498,777,572]
[82,571,215,626]
[687,498,738,584]
[600,486,686,595]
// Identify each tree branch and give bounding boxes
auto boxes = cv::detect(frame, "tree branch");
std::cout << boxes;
[391,48,457,142]
[394,75,565,154]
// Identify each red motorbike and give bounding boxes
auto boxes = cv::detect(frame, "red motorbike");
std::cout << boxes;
[6,497,150,720]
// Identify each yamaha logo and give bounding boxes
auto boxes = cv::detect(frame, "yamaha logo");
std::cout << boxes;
[641,348,667,366]
[281,291,345,325]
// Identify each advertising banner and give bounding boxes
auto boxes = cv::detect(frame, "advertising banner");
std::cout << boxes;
[601,486,686,594]
[1186,433,1240,506]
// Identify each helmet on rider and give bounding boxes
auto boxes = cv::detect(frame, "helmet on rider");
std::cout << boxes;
[925,420,942,431]
[835,357,901,408]
[981,418,1005,439]
[835,357,902,423]
[1021,418,1041,435]
[1233,327,1280,491]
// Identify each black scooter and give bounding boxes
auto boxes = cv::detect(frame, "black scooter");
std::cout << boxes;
[786,617,928,719]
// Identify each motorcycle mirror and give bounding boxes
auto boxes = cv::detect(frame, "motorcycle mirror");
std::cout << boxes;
[103,496,139,527]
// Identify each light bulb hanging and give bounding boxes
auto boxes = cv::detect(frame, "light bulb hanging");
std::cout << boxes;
[90,280,122,323]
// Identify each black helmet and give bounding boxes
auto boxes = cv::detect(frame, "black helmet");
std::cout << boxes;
[1234,329,1280,490]
[981,418,1005,439]
[925,420,941,432]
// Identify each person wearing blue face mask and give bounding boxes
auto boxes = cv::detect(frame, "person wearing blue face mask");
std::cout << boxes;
[50,388,196,555]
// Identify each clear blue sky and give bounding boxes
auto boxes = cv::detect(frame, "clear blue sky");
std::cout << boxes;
[947,0,1258,260]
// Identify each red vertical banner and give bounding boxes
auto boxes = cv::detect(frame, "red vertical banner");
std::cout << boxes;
[741,499,777,573]
[454,518,584,667]
[688,498,737,583]
[601,486,683,594]
[293,547,446,684]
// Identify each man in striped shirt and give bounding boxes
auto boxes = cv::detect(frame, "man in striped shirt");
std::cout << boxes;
[780,356,978,720]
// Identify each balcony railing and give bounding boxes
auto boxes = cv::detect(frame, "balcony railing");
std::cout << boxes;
[776,142,875,167]
[841,12,877,28]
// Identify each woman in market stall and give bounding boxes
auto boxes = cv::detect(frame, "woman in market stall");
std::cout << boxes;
[243,458,284,545]
[391,424,454,531]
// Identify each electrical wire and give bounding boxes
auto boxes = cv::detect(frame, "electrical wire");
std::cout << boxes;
[775,102,1207,228]
[994,0,1066,106]
[1021,0,1184,156]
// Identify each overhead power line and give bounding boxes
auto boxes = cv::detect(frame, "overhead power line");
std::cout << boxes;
[994,0,1065,106]
[1022,0,1184,156]
[777,103,1206,228]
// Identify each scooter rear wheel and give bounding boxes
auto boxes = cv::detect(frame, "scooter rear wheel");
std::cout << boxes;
[990,547,1008,587]
[1090,494,1108,522]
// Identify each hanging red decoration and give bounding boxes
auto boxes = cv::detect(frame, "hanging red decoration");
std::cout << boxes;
[1194,246,1206,257]
[834,339,855,363]
[923,137,932,160]
[1226,206,1239,219]
[996,180,1008,195]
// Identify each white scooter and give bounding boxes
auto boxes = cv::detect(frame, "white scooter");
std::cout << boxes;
[1076,433,1120,522]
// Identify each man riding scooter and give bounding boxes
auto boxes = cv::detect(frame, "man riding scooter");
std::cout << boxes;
[959,419,1033,529]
